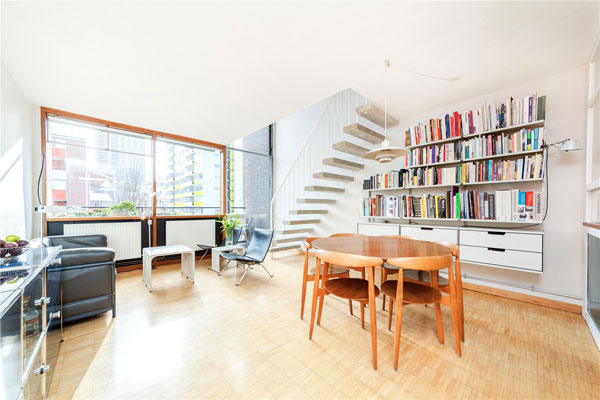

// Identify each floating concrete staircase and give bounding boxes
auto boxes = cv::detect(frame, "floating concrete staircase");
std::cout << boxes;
[271,90,398,254]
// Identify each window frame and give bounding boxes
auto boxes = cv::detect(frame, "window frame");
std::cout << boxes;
[40,107,227,228]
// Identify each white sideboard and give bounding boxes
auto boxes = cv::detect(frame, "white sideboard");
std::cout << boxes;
[357,222,543,273]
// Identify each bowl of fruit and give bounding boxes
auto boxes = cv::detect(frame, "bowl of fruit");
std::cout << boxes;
[0,235,30,259]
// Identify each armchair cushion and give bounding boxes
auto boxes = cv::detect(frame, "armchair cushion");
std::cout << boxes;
[44,234,108,249]
[58,247,116,267]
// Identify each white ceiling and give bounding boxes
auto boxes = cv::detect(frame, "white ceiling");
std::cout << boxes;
[2,2,598,145]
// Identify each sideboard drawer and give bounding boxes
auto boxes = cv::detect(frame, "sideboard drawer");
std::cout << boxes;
[357,223,400,236]
[401,226,458,244]
[460,229,542,252]
[460,245,543,272]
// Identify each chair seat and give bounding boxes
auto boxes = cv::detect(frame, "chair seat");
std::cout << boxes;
[381,280,442,305]
[324,278,380,301]
[309,265,349,276]
[220,253,259,263]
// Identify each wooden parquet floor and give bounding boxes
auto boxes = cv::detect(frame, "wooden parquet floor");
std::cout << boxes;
[48,253,600,399]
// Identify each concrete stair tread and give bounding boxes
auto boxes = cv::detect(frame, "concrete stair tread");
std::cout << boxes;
[323,157,364,170]
[343,123,385,144]
[270,243,302,252]
[297,198,336,204]
[305,185,344,193]
[272,235,308,244]
[313,172,354,182]
[276,227,314,235]
[355,104,399,128]
[333,141,370,157]
[290,209,328,215]
[282,219,320,225]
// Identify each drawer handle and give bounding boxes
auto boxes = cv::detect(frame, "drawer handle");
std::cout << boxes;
[487,247,506,252]
[487,231,505,235]
[420,227,433,231]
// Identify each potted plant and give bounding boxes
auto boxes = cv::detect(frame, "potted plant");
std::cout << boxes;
[217,213,241,246]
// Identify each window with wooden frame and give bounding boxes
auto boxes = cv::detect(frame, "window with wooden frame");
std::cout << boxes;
[41,108,225,219]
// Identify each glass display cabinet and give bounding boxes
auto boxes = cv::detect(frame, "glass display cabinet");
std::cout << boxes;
[0,246,61,400]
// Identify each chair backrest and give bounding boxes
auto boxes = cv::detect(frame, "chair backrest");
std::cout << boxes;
[330,233,365,238]
[243,218,255,244]
[314,249,383,268]
[303,237,320,251]
[435,241,459,257]
[244,228,274,262]
[386,254,452,271]
[231,227,243,245]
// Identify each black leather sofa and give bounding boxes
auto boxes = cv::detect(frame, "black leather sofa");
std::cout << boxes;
[44,234,116,323]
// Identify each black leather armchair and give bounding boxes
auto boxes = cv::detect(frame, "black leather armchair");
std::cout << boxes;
[44,234,116,323]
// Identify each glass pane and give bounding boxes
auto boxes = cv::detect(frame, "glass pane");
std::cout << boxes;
[108,129,152,156]
[588,234,600,332]
[47,116,108,150]
[46,143,153,217]
[229,126,270,155]
[226,149,271,229]
[156,139,222,216]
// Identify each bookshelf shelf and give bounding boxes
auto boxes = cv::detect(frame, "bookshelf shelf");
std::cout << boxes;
[461,178,543,186]
[462,219,542,225]
[363,216,539,224]
[406,136,462,150]
[406,159,462,169]
[407,217,459,222]
[363,187,404,192]
[462,149,544,163]
[462,119,545,139]
[408,184,459,189]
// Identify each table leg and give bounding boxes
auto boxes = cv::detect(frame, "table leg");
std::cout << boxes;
[368,266,377,370]
[309,256,321,340]
[211,248,220,273]
[143,254,152,292]
[181,251,195,283]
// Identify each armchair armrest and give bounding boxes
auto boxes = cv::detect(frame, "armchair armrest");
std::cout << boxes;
[57,247,116,268]
[44,234,108,249]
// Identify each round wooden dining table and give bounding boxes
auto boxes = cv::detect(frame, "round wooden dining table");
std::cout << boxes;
[309,235,452,370]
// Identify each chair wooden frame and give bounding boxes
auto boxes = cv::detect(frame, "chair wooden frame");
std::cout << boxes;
[309,249,383,370]
[386,254,461,370]
[301,237,352,320]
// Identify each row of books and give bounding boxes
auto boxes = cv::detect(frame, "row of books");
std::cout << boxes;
[462,95,545,135]
[362,170,409,190]
[407,142,462,167]
[463,127,545,160]
[405,112,463,147]
[408,154,545,187]
[362,189,543,221]
[461,154,545,184]
[403,95,546,146]
[459,190,543,221]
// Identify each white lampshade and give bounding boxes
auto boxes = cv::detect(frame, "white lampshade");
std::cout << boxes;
[559,139,583,152]
[363,139,408,163]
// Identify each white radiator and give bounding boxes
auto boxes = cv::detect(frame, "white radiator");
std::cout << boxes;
[63,222,142,260]
[166,219,216,249]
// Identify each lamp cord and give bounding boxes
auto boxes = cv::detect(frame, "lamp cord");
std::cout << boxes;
[37,154,45,205]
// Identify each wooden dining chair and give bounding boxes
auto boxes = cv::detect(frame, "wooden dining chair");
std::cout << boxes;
[385,254,461,370]
[309,249,383,369]
[330,233,366,278]
[301,237,353,320]
[402,242,464,343]
[379,235,418,311]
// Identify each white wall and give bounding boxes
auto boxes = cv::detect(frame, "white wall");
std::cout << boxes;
[1,62,33,239]
[275,66,588,305]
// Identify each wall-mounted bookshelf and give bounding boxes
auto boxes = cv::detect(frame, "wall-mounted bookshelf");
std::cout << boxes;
[362,94,547,227]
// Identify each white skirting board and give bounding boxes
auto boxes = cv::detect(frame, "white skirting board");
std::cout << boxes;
[63,221,142,260]
[166,219,216,250]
